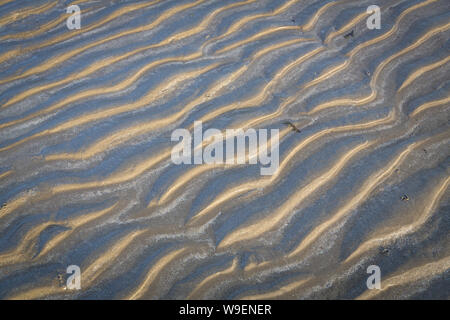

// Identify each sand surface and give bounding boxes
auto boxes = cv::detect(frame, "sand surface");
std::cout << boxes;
[0,0,449,299]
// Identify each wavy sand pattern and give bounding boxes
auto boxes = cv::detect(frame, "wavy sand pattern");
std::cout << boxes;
[0,0,449,299]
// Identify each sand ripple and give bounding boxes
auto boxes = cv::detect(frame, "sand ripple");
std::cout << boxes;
[0,0,449,299]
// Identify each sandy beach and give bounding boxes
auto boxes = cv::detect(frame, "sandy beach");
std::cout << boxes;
[0,0,449,299]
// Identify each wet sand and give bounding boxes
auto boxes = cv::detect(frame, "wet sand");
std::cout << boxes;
[0,0,449,299]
